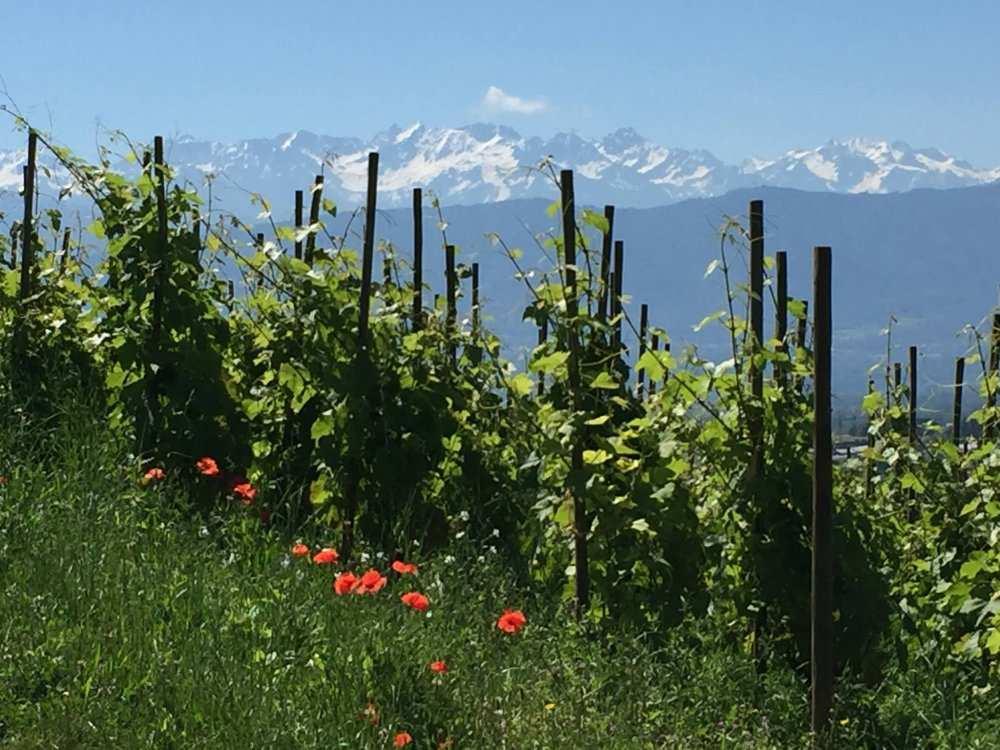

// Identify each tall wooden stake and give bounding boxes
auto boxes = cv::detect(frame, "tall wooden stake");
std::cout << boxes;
[58,228,71,277]
[811,246,834,742]
[613,240,624,365]
[864,378,875,499]
[748,200,766,675]
[908,346,918,443]
[343,152,379,561]
[12,133,38,373]
[537,316,548,397]
[358,153,379,347]
[775,250,788,386]
[411,188,423,331]
[8,222,18,270]
[17,134,37,305]
[305,175,323,265]
[795,301,809,393]
[191,208,201,262]
[470,262,481,364]
[749,200,765,432]
[893,362,902,417]
[293,189,304,261]
[637,303,648,399]
[561,170,589,617]
[597,205,614,323]
[146,135,170,452]
[797,303,809,349]
[952,357,965,446]
[445,244,457,366]
[649,334,659,396]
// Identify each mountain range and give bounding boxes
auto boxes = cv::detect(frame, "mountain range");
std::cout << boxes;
[2,124,1000,211]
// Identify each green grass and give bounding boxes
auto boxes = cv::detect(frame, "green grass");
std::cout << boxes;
[1,406,998,749]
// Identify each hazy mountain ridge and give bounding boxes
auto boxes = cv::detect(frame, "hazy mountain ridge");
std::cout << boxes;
[2,125,999,212]
[309,183,1000,413]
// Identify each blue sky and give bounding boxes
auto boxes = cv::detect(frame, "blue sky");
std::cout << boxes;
[2,0,998,164]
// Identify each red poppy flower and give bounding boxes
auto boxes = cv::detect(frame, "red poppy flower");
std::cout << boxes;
[232,482,257,505]
[143,467,165,482]
[334,571,359,595]
[356,568,387,594]
[291,543,310,558]
[196,457,220,477]
[400,591,430,612]
[313,547,339,565]
[429,660,448,674]
[392,560,418,575]
[497,609,527,634]
[394,731,413,747]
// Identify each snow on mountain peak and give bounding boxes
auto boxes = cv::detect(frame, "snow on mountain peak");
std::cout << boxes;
[3,126,997,209]
[395,121,423,144]
[279,131,300,151]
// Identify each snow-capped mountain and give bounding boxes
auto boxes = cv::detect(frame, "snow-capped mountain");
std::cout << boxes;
[742,138,1000,194]
[2,125,998,211]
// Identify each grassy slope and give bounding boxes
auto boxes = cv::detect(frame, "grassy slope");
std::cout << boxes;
[1,409,998,749]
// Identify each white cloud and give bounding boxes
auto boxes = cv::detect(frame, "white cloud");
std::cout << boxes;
[481,85,548,115]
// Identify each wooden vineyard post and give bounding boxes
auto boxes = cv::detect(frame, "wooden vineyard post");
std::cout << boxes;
[953,357,965,447]
[191,208,201,263]
[797,303,809,349]
[561,170,589,618]
[597,205,614,323]
[382,247,393,288]
[775,250,788,387]
[412,188,423,331]
[17,134,37,303]
[143,135,171,453]
[795,301,809,394]
[293,189,304,261]
[305,175,323,266]
[537,316,548,397]
[864,378,875,499]
[58,228,71,277]
[12,131,37,374]
[613,240,625,371]
[648,334,659,396]
[342,151,379,561]
[749,200,765,437]
[811,245,834,743]
[908,346,918,443]
[607,271,615,327]
[892,362,903,433]
[988,313,1000,440]
[445,244,457,366]
[664,341,671,381]
[8,222,18,270]
[358,153,379,350]
[470,262,481,365]
[255,233,265,294]
[637,303,648,399]
[748,200,766,675]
